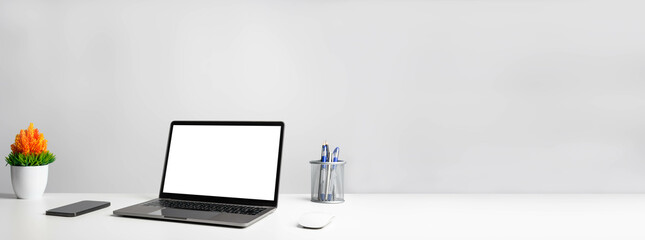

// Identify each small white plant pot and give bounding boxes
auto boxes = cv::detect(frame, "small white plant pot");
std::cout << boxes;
[11,165,49,199]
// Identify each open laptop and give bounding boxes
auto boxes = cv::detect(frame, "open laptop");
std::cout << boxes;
[113,121,284,228]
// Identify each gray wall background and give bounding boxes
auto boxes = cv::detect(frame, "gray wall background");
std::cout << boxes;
[2,0,645,194]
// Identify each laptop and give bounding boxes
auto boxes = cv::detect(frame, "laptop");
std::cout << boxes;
[114,121,284,228]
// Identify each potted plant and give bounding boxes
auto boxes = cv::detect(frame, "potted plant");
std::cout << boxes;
[5,123,56,199]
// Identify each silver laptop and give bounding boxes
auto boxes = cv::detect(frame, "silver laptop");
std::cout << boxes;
[114,121,284,228]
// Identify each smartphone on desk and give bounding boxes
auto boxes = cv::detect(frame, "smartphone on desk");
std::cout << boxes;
[46,200,110,217]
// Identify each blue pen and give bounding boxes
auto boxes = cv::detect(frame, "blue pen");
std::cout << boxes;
[332,147,339,164]
[319,142,329,201]
[327,147,340,201]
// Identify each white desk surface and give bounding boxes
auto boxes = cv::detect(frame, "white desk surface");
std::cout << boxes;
[3,193,645,239]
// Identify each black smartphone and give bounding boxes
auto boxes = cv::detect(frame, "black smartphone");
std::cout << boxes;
[46,200,111,217]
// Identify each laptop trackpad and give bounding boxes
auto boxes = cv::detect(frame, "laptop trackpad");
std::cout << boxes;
[159,208,220,220]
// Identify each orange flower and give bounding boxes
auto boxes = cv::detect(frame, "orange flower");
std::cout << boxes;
[10,123,48,155]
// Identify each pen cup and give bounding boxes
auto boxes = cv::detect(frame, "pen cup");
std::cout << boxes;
[310,160,345,204]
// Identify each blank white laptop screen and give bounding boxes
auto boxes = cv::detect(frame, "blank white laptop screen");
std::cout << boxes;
[162,125,281,201]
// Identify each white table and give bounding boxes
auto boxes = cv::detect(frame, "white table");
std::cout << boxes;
[3,193,645,239]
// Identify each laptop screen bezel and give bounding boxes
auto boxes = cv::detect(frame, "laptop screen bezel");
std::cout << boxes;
[158,120,284,207]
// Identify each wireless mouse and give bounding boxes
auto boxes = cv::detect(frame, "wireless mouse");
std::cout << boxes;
[298,212,334,229]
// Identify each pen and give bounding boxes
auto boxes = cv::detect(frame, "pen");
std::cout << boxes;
[332,147,339,163]
[327,147,339,201]
[319,141,329,201]
[324,147,339,201]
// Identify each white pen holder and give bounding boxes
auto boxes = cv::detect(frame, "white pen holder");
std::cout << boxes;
[310,160,345,204]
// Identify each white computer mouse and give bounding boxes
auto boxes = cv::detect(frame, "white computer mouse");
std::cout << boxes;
[298,212,335,229]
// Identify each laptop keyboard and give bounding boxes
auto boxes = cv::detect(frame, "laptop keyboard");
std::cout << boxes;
[144,199,266,216]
